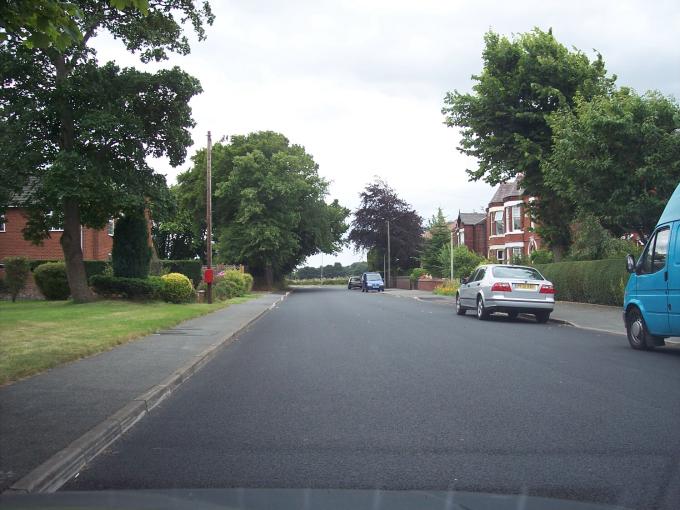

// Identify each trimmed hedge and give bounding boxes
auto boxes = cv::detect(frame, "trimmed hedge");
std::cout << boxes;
[34,262,70,300]
[534,258,629,306]
[30,260,111,279]
[160,273,195,303]
[89,275,156,300]
[160,260,202,287]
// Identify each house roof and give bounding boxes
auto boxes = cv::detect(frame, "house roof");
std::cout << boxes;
[489,180,524,204]
[458,212,486,225]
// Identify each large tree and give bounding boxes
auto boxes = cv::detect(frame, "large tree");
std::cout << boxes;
[349,179,423,274]
[545,88,680,239]
[420,208,450,277]
[0,1,213,301]
[442,28,615,256]
[176,131,350,287]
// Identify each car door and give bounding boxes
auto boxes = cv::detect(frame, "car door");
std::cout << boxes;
[460,268,479,306]
[636,226,670,336]
[666,222,680,335]
[469,267,486,301]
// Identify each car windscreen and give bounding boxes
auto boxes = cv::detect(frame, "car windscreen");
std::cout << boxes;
[366,274,382,281]
[491,266,544,280]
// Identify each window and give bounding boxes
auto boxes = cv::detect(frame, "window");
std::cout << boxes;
[511,247,523,262]
[107,219,115,236]
[511,206,522,231]
[457,229,465,246]
[47,211,63,231]
[468,268,480,282]
[474,268,486,281]
[496,250,504,262]
[493,211,504,235]
[639,227,669,274]
[492,266,544,280]
[0,215,5,232]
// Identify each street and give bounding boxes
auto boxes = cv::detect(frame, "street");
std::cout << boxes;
[65,286,680,509]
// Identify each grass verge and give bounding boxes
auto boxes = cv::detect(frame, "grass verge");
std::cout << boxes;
[0,294,259,385]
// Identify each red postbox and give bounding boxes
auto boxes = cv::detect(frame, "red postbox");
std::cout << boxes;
[204,268,214,284]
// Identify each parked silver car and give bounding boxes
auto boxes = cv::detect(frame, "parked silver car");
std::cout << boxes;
[456,264,555,323]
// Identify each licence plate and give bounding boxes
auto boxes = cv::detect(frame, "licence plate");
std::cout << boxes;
[514,283,538,290]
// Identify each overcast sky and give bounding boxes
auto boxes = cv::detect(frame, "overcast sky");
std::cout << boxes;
[94,0,680,267]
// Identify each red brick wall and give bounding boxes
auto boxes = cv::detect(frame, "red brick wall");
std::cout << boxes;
[0,208,112,261]
[417,278,444,291]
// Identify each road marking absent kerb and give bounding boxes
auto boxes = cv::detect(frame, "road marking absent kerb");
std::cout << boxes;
[5,291,291,495]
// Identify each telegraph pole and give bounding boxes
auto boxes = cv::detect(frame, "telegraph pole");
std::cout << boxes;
[206,131,213,304]
[450,228,454,281]
[386,220,391,289]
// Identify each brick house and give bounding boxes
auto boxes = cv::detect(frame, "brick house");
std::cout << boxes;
[0,208,114,262]
[450,212,487,257]
[486,180,542,264]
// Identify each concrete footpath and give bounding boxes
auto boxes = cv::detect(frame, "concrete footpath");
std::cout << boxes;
[384,288,626,335]
[0,292,287,493]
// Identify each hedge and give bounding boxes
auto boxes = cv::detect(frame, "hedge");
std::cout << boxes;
[533,258,629,306]
[89,275,156,300]
[160,273,195,303]
[30,260,110,279]
[160,260,202,287]
[33,262,70,300]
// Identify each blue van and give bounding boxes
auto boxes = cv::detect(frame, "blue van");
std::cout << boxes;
[623,183,680,350]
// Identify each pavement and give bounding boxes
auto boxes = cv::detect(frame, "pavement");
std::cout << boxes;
[384,288,626,335]
[60,286,680,510]
[0,292,287,493]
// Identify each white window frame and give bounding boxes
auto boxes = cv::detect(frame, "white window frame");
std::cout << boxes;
[0,215,5,232]
[107,219,115,237]
[493,210,505,236]
[511,246,523,261]
[496,249,504,262]
[47,211,63,232]
[458,229,465,246]
[511,205,522,232]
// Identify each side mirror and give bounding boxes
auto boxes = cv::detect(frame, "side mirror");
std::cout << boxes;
[460,277,468,285]
[626,254,636,274]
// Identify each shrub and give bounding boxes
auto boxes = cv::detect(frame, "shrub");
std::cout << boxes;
[89,275,155,300]
[214,278,242,300]
[433,279,460,296]
[410,268,428,282]
[29,259,59,271]
[224,270,247,295]
[530,249,554,264]
[160,260,202,287]
[160,273,194,303]
[533,258,629,306]
[0,276,6,294]
[112,211,152,279]
[3,256,31,302]
[242,272,254,292]
[438,245,484,279]
[147,276,165,300]
[34,262,70,300]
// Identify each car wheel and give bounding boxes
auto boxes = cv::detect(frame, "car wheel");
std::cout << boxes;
[626,307,660,350]
[507,311,518,320]
[455,294,466,315]
[476,295,489,320]
[535,311,550,324]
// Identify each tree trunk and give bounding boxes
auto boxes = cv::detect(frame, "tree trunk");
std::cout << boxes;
[61,200,94,302]
[54,54,94,302]
[265,262,274,289]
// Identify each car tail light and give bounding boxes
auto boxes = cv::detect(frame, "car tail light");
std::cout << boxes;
[540,284,555,294]
[491,282,512,292]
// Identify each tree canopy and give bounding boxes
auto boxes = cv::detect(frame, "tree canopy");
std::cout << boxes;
[0,0,213,301]
[421,208,450,277]
[176,131,350,286]
[349,179,423,273]
[442,28,615,254]
[545,88,680,238]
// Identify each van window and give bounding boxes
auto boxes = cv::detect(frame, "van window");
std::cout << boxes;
[639,227,669,274]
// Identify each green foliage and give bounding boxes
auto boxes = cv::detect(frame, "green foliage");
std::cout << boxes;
[147,276,165,300]
[568,214,644,261]
[438,245,484,279]
[534,259,629,306]
[442,28,615,252]
[242,273,254,292]
[29,260,60,271]
[421,208,450,277]
[287,277,347,286]
[160,272,194,303]
[3,256,30,302]
[89,275,156,300]
[291,261,368,279]
[512,253,529,265]
[159,260,202,287]
[152,186,205,261]
[198,270,254,300]
[177,131,349,285]
[545,88,680,238]
[33,262,70,300]
[112,211,152,279]
[0,276,6,294]
[31,259,110,279]
[349,179,423,273]
[530,249,554,264]
[433,279,460,296]
[410,268,428,282]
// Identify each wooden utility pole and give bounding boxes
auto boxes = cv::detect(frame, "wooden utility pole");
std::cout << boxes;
[450,228,454,280]
[206,131,213,304]
[386,220,391,289]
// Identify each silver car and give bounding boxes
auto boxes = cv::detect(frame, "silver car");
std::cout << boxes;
[456,264,555,323]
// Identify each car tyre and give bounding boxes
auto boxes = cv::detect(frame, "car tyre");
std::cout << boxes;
[456,294,466,315]
[507,311,518,320]
[476,295,489,320]
[626,307,660,350]
[535,311,550,324]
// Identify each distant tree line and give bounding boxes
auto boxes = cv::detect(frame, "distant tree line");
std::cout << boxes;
[290,261,369,280]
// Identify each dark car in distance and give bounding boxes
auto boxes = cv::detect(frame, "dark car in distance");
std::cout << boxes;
[362,272,385,292]
[347,276,362,290]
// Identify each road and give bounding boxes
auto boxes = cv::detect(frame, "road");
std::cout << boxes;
[65,286,680,509]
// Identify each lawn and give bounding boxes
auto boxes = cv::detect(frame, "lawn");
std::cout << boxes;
[0,295,258,385]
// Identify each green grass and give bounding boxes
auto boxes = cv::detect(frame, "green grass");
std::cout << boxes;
[0,294,259,385]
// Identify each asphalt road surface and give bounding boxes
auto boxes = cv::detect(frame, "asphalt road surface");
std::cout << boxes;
[65,287,680,509]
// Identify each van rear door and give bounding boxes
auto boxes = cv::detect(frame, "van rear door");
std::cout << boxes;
[636,226,671,336]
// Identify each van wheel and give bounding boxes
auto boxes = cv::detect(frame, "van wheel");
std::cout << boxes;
[456,294,466,315]
[476,296,489,320]
[626,307,659,350]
